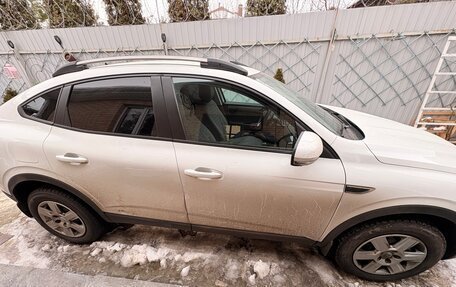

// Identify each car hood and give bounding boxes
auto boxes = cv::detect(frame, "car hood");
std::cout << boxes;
[324,105,456,174]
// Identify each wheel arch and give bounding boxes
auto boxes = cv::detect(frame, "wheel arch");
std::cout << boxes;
[7,173,109,222]
[319,205,456,260]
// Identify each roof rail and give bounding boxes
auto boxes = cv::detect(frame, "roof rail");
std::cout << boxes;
[78,55,206,66]
[52,62,87,77]
[203,59,248,76]
[52,56,248,77]
[230,60,248,67]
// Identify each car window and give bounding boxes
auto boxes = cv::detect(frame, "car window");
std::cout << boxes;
[65,77,156,136]
[221,88,260,105]
[172,77,299,151]
[252,73,344,136]
[22,88,60,122]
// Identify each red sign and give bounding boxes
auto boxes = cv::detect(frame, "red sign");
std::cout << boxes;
[3,64,19,79]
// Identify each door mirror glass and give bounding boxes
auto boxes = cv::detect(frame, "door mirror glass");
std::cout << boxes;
[292,131,323,166]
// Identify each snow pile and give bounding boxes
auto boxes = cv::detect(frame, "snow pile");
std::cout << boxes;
[90,247,102,257]
[253,260,270,279]
[88,240,216,270]
[84,238,288,285]
[0,215,455,287]
[145,245,170,262]
[106,242,125,252]
[240,259,282,285]
[119,244,149,267]
[180,265,190,277]
[248,273,256,285]
[224,259,240,281]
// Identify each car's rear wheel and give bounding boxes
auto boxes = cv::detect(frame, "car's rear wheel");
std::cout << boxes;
[334,220,446,281]
[28,187,106,244]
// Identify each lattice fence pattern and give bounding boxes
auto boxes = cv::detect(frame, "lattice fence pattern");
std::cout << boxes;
[1,39,323,99]
[1,30,456,124]
[332,31,456,110]
[168,39,323,95]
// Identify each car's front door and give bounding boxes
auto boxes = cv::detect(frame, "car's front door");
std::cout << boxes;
[43,76,189,224]
[166,76,345,240]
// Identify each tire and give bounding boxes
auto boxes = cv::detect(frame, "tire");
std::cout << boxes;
[334,220,446,281]
[28,187,106,244]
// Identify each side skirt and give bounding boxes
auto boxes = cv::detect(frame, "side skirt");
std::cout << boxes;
[105,212,316,247]
[105,213,191,231]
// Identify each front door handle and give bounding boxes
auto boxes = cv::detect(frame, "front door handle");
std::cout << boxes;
[56,153,88,165]
[184,167,223,180]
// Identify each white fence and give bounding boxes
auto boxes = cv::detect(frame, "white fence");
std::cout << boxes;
[1,1,456,124]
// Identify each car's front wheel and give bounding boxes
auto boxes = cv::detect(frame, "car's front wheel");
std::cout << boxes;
[28,187,106,244]
[334,220,446,281]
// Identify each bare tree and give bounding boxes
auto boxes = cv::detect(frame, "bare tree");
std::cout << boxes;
[287,0,308,14]
[168,0,209,22]
[103,0,145,25]
[0,0,40,30]
[246,0,286,16]
[43,0,97,28]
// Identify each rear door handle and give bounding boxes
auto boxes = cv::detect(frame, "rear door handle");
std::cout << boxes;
[56,153,88,165]
[184,167,223,180]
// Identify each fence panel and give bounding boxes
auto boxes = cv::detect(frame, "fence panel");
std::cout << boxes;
[320,32,456,124]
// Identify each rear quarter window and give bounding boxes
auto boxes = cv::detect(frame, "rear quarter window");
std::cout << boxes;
[21,88,60,123]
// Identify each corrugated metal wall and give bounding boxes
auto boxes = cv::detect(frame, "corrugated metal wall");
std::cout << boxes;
[1,1,456,124]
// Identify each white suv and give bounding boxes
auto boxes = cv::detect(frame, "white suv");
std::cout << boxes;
[0,56,455,281]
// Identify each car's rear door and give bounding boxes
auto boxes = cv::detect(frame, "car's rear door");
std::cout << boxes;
[164,75,346,240]
[43,76,189,225]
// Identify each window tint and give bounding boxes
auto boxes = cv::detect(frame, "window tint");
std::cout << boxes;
[252,73,344,136]
[66,77,156,136]
[22,88,59,122]
[222,88,259,105]
[173,77,299,151]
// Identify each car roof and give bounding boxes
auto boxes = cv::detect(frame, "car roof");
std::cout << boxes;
[52,56,259,78]
[17,58,261,103]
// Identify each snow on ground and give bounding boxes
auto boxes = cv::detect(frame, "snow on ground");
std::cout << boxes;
[0,215,50,268]
[0,214,455,287]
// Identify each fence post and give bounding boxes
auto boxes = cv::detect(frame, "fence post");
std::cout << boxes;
[161,32,168,55]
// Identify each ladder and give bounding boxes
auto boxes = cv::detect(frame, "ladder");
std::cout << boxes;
[414,36,456,143]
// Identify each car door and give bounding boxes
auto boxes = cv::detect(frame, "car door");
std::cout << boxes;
[165,76,346,240]
[43,76,189,224]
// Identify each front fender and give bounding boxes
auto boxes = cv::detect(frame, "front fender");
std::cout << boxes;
[319,205,456,259]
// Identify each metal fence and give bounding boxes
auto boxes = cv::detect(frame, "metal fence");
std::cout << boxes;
[1,1,456,125]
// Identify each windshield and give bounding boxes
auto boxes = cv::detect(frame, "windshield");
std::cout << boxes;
[252,73,343,135]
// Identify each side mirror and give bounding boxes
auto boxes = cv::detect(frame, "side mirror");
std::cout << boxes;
[291,131,323,166]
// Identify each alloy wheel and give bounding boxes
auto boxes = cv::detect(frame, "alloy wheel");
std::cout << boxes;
[353,234,427,275]
[37,200,86,238]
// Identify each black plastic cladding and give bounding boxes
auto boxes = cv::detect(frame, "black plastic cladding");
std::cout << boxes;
[200,58,249,76]
[52,62,88,77]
